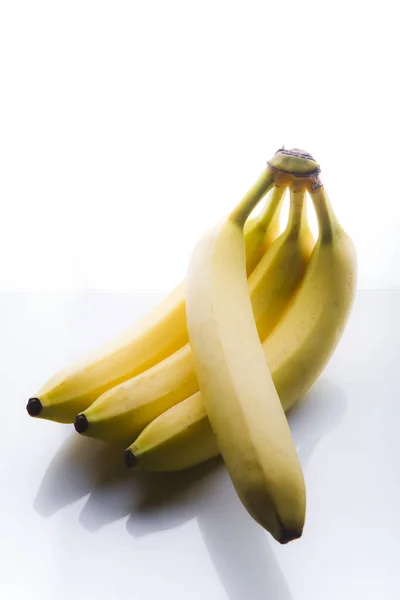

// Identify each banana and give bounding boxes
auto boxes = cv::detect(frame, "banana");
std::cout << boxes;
[124,391,218,471]
[27,282,188,423]
[173,154,306,543]
[27,186,283,424]
[250,184,313,341]
[243,185,284,274]
[127,176,357,480]
[75,184,312,442]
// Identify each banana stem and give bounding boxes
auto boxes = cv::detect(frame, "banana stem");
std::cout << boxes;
[309,186,340,241]
[230,166,275,227]
[258,185,286,230]
[286,188,307,236]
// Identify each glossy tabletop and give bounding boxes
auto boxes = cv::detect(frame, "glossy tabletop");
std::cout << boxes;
[1,290,399,599]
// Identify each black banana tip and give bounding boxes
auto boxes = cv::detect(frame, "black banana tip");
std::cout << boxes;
[27,397,42,417]
[74,414,89,434]
[280,529,303,545]
[275,513,303,545]
[124,449,136,468]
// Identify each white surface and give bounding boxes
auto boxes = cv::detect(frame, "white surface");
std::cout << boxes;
[1,290,399,599]
[1,1,400,291]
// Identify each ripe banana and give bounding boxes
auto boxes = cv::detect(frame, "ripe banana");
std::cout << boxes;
[124,391,218,471]
[243,185,284,274]
[127,177,357,479]
[251,184,313,341]
[179,154,306,543]
[27,282,188,423]
[27,186,283,424]
[75,185,312,442]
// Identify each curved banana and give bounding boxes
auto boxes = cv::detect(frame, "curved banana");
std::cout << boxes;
[152,155,306,544]
[27,282,188,423]
[127,180,357,479]
[243,185,284,274]
[251,184,313,341]
[75,185,312,443]
[181,157,306,543]
[124,391,218,471]
[27,186,283,424]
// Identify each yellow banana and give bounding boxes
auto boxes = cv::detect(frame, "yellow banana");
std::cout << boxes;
[251,184,313,341]
[243,186,283,274]
[125,391,218,471]
[179,154,306,543]
[127,178,357,480]
[27,186,283,423]
[75,184,312,442]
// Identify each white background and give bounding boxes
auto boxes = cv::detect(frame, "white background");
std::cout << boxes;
[0,0,399,292]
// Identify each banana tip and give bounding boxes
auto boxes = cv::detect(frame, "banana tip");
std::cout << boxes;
[74,413,89,434]
[276,513,303,544]
[26,397,42,417]
[279,528,303,545]
[124,449,136,469]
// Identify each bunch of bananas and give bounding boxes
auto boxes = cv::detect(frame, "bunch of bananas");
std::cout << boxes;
[27,148,357,544]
